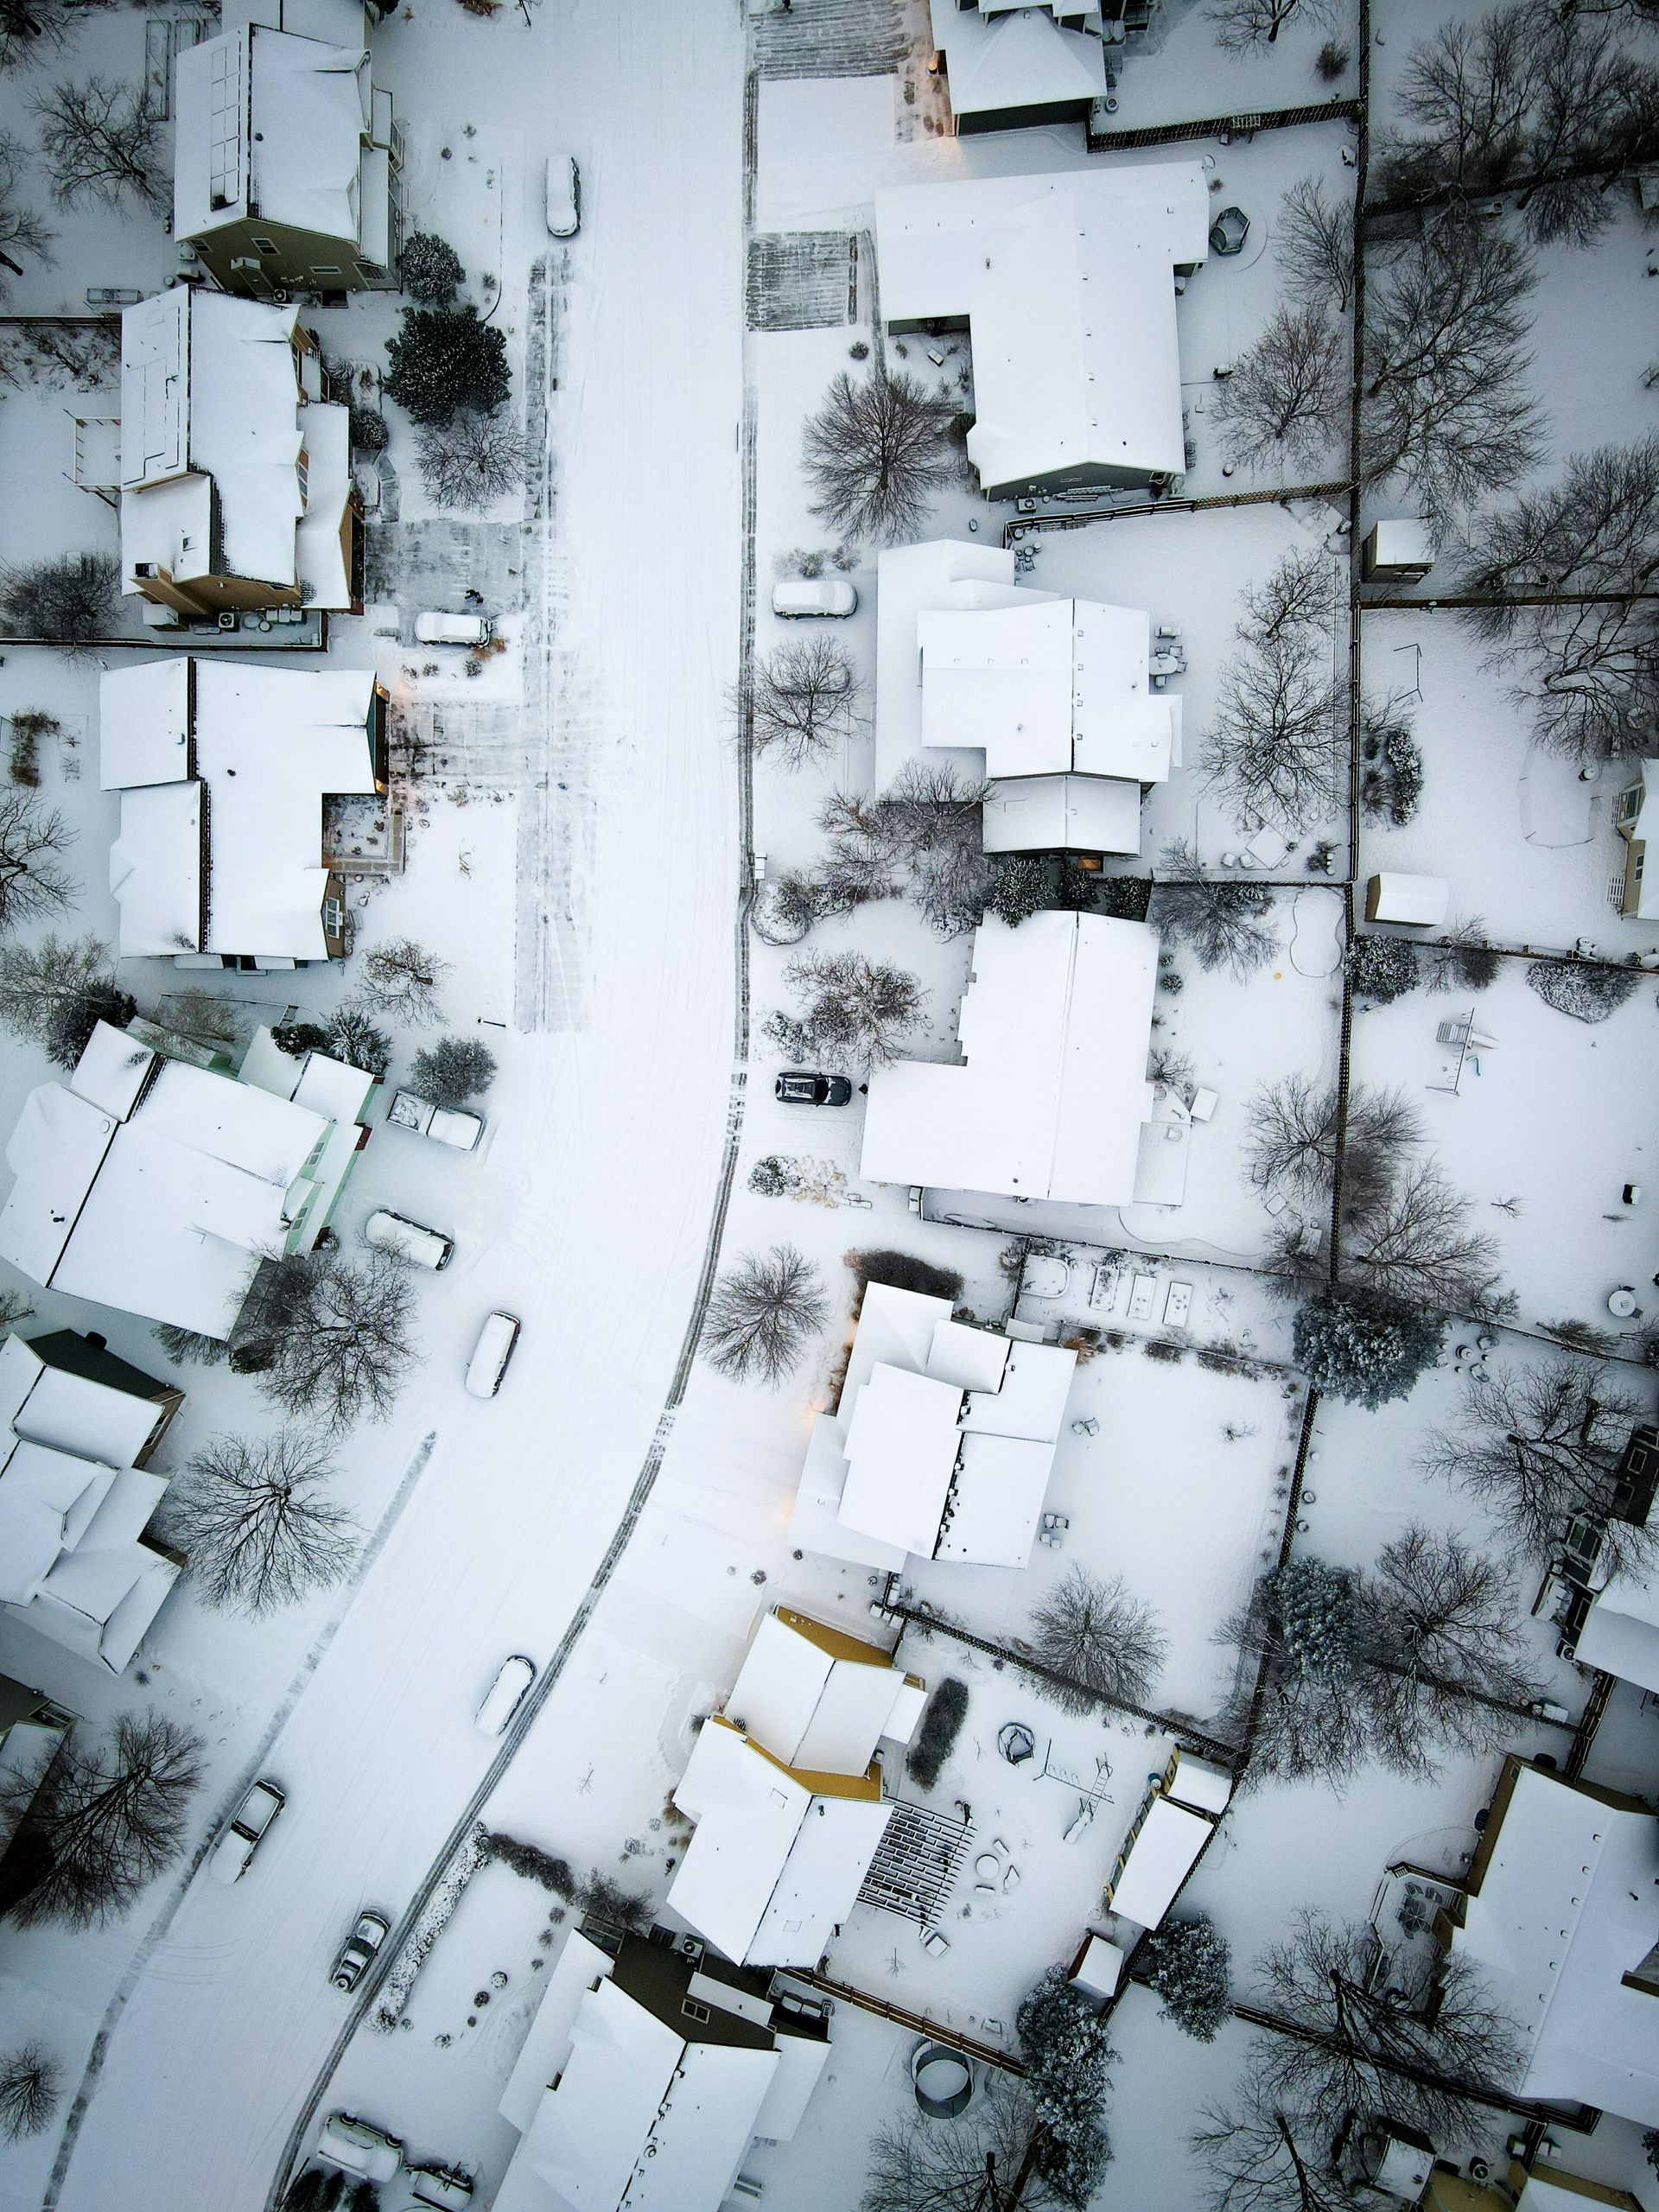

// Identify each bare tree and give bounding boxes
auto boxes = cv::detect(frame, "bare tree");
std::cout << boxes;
[352,937,449,1026]
[1153,844,1279,978]
[1249,1909,1523,2142]
[861,2069,1047,2212]
[0,931,133,1066]
[0,2042,61,2142]
[702,1244,827,1387]
[1027,1566,1167,1714]
[1425,915,1501,993]
[1421,1354,1650,1577]
[251,1249,418,1427]
[1214,308,1347,477]
[802,369,956,545]
[1192,2079,1363,2212]
[1362,221,1542,523]
[165,1431,359,1617]
[1342,1154,1504,1311]
[1244,1077,1423,1219]
[1377,6,1535,202]
[1358,1524,1541,1775]
[0,132,52,294]
[0,549,119,652]
[34,77,164,210]
[1203,552,1343,833]
[152,1322,229,1369]
[764,949,925,1071]
[1276,176,1355,312]
[747,635,861,766]
[415,408,529,512]
[0,0,118,72]
[1209,0,1332,52]
[0,788,73,932]
[1,1711,203,1929]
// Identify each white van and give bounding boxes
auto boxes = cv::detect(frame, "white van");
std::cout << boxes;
[365,1209,454,1271]
[546,154,580,238]
[475,1654,535,1736]
[415,612,495,646]
[315,2113,404,2183]
[466,1310,520,1398]
[772,578,857,619]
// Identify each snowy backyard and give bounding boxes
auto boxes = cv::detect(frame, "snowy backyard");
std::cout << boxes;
[0,1,1655,2211]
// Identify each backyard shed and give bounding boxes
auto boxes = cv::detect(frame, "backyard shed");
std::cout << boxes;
[1365,873,1450,927]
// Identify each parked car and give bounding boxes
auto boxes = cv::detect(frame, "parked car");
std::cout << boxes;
[364,1209,454,1270]
[330,1909,391,1993]
[775,1071,853,1107]
[475,1654,536,1736]
[772,578,857,619]
[315,2113,404,2183]
[415,612,494,647]
[466,1310,521,1398]
[208,1779,285,1886]
[411,2165,475,2210]
[390,1090,484,1152]
[545,154,581,237]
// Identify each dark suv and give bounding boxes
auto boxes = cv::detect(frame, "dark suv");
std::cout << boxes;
[775,1071,853,1107]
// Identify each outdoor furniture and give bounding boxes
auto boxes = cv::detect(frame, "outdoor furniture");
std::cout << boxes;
[998,1722,1036,1766]
[922,1929,950,1958]
[1089,1262,1119,1309]
[1610,1287,1643,1319]
[1190,1087,1219,1123]
[1064,1800,1096,1845]
[1002,1865,1020,1893]
[1210,205,1249,255]
[976,1853,1001,1881]
[1071,1416,1099,1437]
[1164,1281,1193,1327]
[1245,825,1289,870]
[1128,1274,1157,1321]
[912,2046,975,2121]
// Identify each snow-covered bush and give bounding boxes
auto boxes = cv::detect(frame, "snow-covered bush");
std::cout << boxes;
[348,406,389,454]
[846,1248,963,1304]
[1141,1913,1232,2042]
[906,1678,969,1790]
[987,854,1046,927]
[1261,1557,1363,1688]
[399,229,464,304]
[373,1827,488,2030]
[481,1830,575,1896]
[384,304,509,428]
[1345,934,1419,1006]
[409,1036,498,1110]
[764,950,925,1071]
[1525,957,1638,1024]
[1015,1969,1116,2207]
[0,550,119,652]
[1360,696,1424,825]
[1293,1289,1444,1407]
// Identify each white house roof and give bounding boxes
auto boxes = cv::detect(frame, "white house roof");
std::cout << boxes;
[790,1284,1076,1571]
[861,911,1158,1205]
[875,165,1209,493]
[1452,1763,1659,2125]
[0,1084,118,1287]
[929,0,1107,119]
[101,657,379,962]
[99,658,191,788]
[68,1021,156,1121]
[1108,1795,1213,1930]
[1368,872,1450,927]
[728,1611,916,1778]
[175,25,368,247]
[0,1333,161,1470]
[1576,1569,1659,1693]
[983,771,1146,857]
[505,1974,684,2212]
[1166,1751,1234,1817]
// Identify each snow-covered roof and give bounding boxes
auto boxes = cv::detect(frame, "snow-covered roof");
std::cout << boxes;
[1367,872,1450,927]
[861,911,1158,1205]
[295,399,354,611]
[1452,1760,1659,2125]
[668,1719,890,1967]
[875,165,1210,493]
[175,26,369,247]
[0,1025,334,1338]
[99,658,192,789]
[983,772,1147,857]
[1107,1795,1214,1930]
[874,539,1044,787]
[918,599,1178,785]
[118,291,349,603]
[1576,1567,1659,1693]
[1166,1751,1234,1816]
[728,1610,920,1777]
[930,0,1107,122]
[790,1284,1076,1571]
[101,657,380,962]
[0,1333,161,1470]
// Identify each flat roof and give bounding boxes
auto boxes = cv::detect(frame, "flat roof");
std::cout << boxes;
[1108,1796,1213,1930]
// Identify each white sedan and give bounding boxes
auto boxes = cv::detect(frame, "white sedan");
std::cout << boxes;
[208,1779,285,1886]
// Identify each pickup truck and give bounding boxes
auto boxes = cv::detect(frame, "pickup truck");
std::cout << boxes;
[388,1090,483,1152]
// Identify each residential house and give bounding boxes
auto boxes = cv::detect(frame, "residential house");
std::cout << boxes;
[494,1923,833,2212]
[928,3,1109,137]
[1550,1425,1659,1691]
[791,1281,1078,1573]
[101,657,386,967]
[90,287,358,626]
[1616,760,1658,920]
[861,911,1160,1207]
[1438,1757,1659,2126]
[0,1018,375,1338]
[0,1329,187,1673]
[664,1606,926,1968]
[874,163,1210,497]
[174,0,402,299]
[1425,2167,1643,2212]
[876,538,1179,857]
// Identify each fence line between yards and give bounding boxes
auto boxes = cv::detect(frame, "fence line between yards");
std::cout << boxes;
[1002,479,1351,548]
[1087,96,1358,153]
[791,1969,1029,2075]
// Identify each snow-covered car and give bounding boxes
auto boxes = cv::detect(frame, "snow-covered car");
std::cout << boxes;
[775,1071,852,1107]
[545,154,581,238]
[329,1909,391,1993]
[466,1309,521,1398]
[364,1208,454,1270]
[315,2113,404,2183]
[411,2165,476,2210]
[414,611,494,646]
[475,1653,536,1736]
[773,578,857,618]
[208,1778,285,1886]
[389,1090,484,1152]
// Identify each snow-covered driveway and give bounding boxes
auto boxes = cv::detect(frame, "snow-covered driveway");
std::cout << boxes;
[52,3,744,2206]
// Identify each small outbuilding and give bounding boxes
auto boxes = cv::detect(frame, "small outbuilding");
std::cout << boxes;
[1365,872,1450,927]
